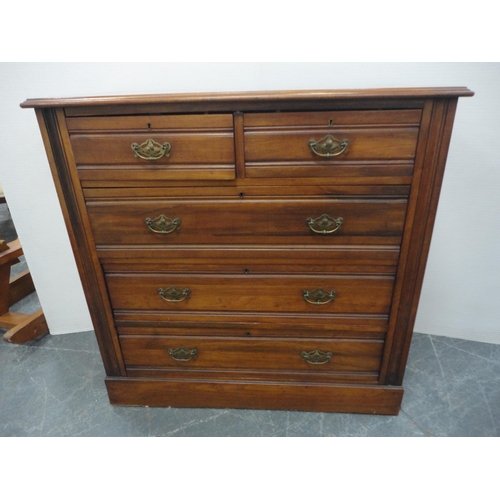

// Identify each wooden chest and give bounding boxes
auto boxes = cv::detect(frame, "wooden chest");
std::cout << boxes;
[22,88,473,415]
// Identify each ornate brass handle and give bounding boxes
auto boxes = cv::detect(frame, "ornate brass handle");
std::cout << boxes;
[307,214,344,235]
[301,349,333,365]
[303,288,337,305]
[168,346,198,362]
[309,135,349,157]
[145,215,181,234]
[158,286,191,302]
[131,138,171,160]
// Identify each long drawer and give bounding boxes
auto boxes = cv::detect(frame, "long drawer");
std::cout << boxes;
[106,273,395,315]
[99,246,401,275]
[119,335,384,374]
[87,198,408,246]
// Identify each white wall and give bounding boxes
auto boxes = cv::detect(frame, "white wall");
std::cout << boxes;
[1,63,499,343]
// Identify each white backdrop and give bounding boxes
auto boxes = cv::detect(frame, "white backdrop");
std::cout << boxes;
[1,62,499,343]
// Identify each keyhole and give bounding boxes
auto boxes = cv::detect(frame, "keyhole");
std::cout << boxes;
[244,268,249,274]
[239,192,244,199]
[147,123,151,130]
[328,118,333,126]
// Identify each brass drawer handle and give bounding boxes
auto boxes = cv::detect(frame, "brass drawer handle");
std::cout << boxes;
[131,138,171,160]
[303,288,337,305]
[307,214,344,234]
[308,134,349,157]
[145,215,181,234]
[168,346,198,362]
[158,286,191,302]
[301,349,333,365]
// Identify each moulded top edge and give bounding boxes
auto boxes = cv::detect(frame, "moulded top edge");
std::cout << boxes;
[20,87,475,109]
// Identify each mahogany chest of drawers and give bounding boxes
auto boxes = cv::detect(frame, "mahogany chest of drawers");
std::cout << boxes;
[22,87,473,415]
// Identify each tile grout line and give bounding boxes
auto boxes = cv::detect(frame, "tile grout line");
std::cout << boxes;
[428,335,453,411]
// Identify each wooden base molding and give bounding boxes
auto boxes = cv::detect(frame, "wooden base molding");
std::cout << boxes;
[106,378,404,415]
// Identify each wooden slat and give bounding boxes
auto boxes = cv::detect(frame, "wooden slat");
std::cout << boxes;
[244,109,423,127]
[66,114,234,131]
[9,269,35,306]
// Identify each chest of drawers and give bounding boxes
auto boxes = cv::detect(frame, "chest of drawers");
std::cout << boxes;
[22,87,473,415]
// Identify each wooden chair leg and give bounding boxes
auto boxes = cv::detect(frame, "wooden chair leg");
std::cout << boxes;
[0,237,49,343]
[2,310,49,344]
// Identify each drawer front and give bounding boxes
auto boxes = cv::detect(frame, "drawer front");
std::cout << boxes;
[106,273,395,315]
[99,246,401,275]
[244,110,420,179]
[119,335,384,373]
[87,198,408,247]
[116,317,388,340]
[67,114,235,181]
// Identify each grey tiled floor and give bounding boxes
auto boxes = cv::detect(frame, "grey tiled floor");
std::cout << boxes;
[1,330,499,436]
[1,204,499,436]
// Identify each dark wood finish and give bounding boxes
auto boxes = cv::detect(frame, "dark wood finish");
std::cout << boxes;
[65,114,234,131]
[244,161,414,181]
[82,184,412,199]
[77,165,235,183]
[24,88,473,414]
[35,108,126,376]
[69,114,236,182]
[71,133,235,166]
[105,377,404,415]
[245,129,419,162]
[20,87,474,109]
[381,98,463,385]
[86,197,408,246]
[98,246,400,275]
[106,273,394,315]
[119,335,383,373]
[124,367,381,385]
[115,317,388,339]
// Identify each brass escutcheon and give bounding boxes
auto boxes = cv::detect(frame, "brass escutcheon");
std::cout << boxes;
[308,134,349,157]
[145,214,181,234]
[307,213,344,235]
[168,346,198,362]
[302,288,337,305]
[301,349,333,365]
[158,286,191,303]
[131,138,171,160]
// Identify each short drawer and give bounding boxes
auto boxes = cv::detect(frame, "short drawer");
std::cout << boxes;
[67,114,235,182]
[244,109,420,179]
[87,198,408,247]
[106,273,395,315]
[119,335,384,374]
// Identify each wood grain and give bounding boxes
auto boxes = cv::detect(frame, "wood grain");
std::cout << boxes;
[105,377,404,414]
[119,335,383,373]
[86,198,408,247]
[24,88,473,413]
[106,273,395,315]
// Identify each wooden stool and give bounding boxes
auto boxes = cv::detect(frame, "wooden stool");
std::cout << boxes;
[0,238,49,343]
